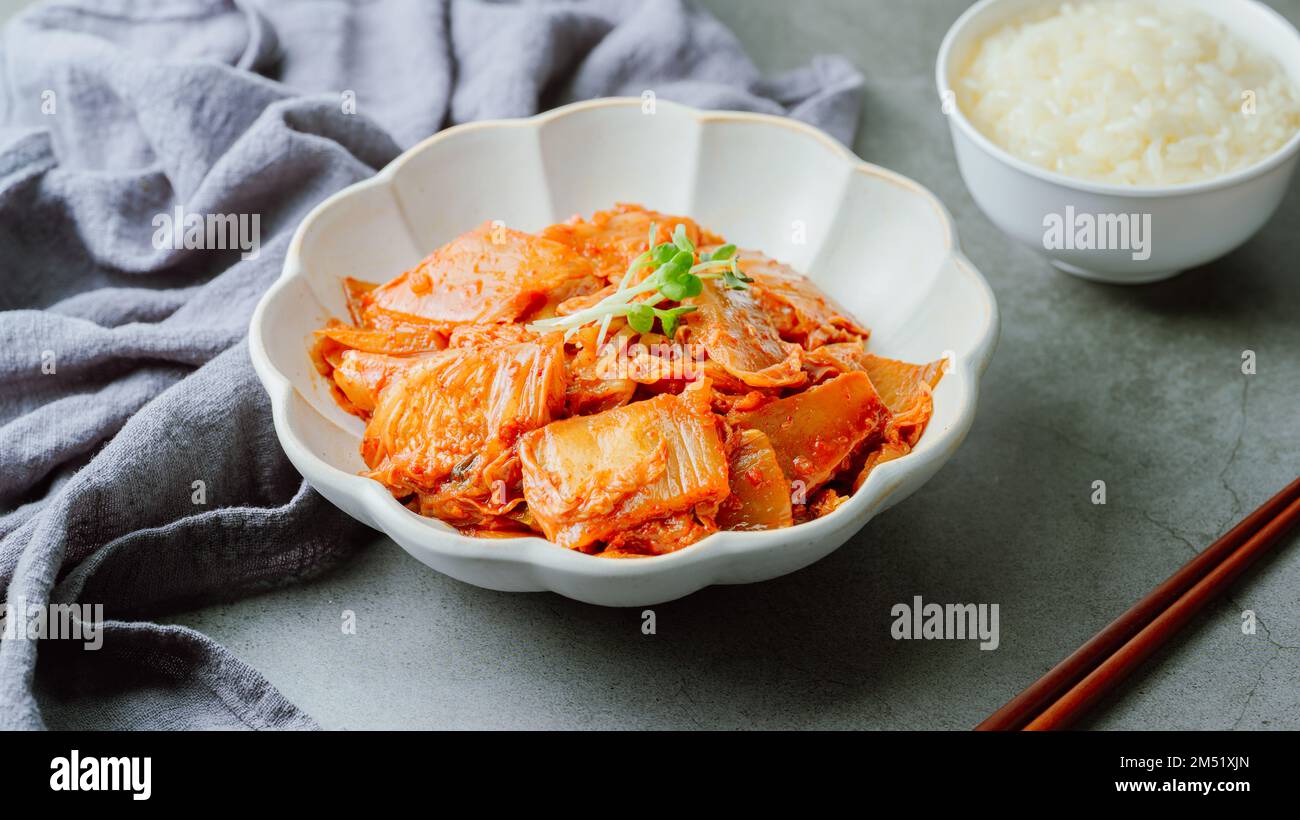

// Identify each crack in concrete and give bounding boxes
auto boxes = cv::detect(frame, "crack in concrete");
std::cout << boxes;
[1022,419,1114,463]
[1141,510,1202,557]
[1138,516,1300,651]
[674,676,706,729]
[1225,595,1300,652]
[1231,648,1276,730]
[1218,378,1249,526]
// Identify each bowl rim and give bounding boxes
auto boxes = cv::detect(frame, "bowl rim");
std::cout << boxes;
[250,97,1000,579]
[935,0,1300,198]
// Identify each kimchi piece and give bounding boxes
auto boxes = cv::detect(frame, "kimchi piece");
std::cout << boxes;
[801,340,872,384]
[316,324,446,356]
[686,281,805,389]
[362,337,566,528]
[309,204,945,556]
[717,429,793,531]
[331,349,436,415]
[361,221,602,325]
[562,326,638,416]
[518,382,728,553]
[542,203,723,283]
[741,250,869,348]
[852,354,945,489]
[601,512,721,557]
[729,371,890,492]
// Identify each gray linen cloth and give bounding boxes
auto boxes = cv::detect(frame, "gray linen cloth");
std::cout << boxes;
[0,0,863,729]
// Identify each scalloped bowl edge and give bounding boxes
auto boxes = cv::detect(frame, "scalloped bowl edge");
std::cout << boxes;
[249,98,1000,607]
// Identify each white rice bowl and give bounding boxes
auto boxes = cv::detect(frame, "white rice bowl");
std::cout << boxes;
[957,0,1300,186]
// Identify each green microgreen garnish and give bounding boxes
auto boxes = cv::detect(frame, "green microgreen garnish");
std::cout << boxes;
[626,303,698,339]
[528,222,751,345]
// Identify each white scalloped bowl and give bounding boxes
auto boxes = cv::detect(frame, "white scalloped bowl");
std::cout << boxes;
[249,98,999,607]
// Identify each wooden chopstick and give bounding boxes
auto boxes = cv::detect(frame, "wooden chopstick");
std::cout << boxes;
[976,476,1300,731]
[1025,492,1300,730]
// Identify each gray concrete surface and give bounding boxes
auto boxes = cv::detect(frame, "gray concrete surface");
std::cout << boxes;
[146,0,1300,728]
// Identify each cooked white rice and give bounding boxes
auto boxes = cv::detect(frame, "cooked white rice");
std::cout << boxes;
[957,0,1300,186]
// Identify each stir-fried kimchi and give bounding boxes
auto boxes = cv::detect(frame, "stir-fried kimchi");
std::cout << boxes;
[310,203,944,556]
